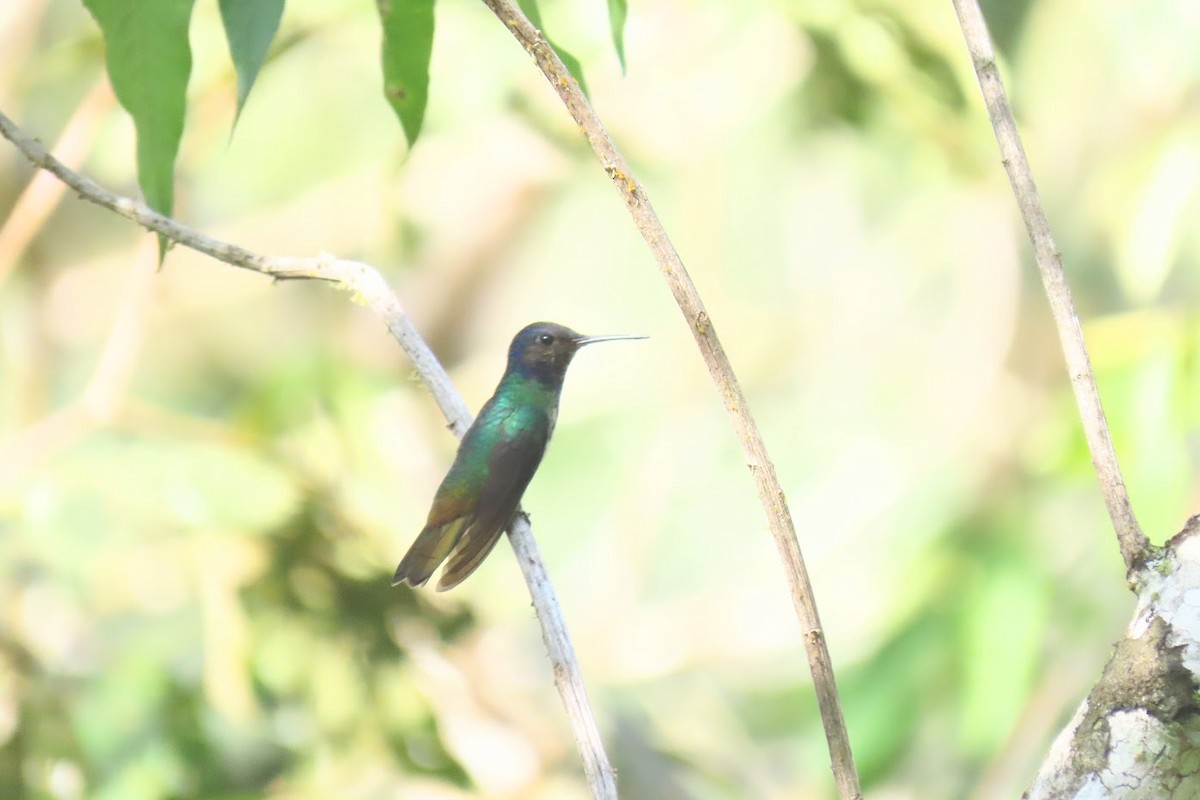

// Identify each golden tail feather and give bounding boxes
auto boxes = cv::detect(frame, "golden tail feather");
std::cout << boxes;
[392,516,469,587]
[435,521,508,591]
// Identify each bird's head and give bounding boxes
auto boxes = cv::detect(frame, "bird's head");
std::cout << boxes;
[507,321,643,384]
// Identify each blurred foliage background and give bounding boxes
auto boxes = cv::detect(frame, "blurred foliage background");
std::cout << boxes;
[2,0,1200,797]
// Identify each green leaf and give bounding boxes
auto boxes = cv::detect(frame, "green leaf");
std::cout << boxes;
[606,0,627,73]
[516,0,590,97]
[218,0,285,126]
[83,0,196,259]
[377,0,436,147]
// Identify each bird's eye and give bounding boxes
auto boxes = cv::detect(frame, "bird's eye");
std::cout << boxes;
[538,334,554,346]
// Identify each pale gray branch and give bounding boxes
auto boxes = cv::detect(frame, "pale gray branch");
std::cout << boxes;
[950,0,1152,572]
[0,108,616,799]
[1025,521,1200,799]
[476,1,862,797]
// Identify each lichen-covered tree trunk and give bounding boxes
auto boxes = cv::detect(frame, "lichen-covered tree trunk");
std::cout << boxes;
[1026,518,1200,799]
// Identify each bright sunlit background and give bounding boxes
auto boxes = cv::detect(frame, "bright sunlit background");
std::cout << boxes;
[3,0,1200,797]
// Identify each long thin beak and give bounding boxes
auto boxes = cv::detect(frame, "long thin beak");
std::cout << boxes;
[573,333,647,347]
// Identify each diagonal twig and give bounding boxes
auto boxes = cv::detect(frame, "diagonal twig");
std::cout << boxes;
[0,108,618,799]
[950,0,1152,573]
[476,1,862,796]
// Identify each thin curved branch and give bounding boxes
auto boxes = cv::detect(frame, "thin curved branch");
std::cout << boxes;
[950,0,1152,573]
[476,2,862,797]
[0,109,617,800]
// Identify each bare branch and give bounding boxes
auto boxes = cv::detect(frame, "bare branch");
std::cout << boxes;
[0,108,618,800]
[476,1,862,796]
[950,0,1152,572]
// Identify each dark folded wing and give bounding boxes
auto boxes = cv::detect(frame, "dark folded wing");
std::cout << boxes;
[436,412,549,590]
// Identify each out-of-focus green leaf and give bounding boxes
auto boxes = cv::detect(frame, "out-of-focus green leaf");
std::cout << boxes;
[1110,352,1191,538]
[606,0,628,73]
[840,618,944,784]
[83,0,195,259]
[516,0,590,97]
[1115,138,1200,304]
[377,0,436,147]
[611,714,695,800]
[50,435,299,537]
[959,561,1047,754]
[218,0,286,125]
[979,0,1036,56]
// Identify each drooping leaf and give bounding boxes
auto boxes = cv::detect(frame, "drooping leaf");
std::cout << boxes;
[218,0,286,126]
[516,0,590,97]
[377,0,436,147]
[606,0,628,73]
[83,0,196,259]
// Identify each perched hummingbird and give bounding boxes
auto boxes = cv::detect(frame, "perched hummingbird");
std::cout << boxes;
[393,321,644,591]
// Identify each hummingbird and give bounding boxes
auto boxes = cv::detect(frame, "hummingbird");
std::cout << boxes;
[393,321,644,591]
